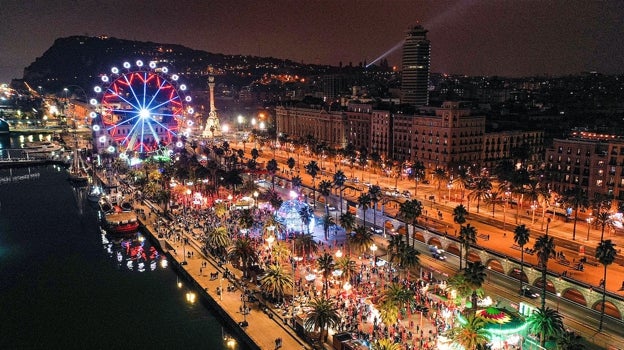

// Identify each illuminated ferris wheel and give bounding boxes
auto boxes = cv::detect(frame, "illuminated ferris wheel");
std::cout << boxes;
[89,60,194,155]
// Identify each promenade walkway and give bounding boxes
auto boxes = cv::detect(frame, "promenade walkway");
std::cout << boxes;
[136,202,311,350]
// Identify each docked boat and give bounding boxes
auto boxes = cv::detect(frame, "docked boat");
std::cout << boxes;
[87,184,103,203]
[99,198,140,235]
[67,147,89,183]
[23,141,63,154]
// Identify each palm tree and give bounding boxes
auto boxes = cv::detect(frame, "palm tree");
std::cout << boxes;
[447,272,473,305]
[266,158,279,190]
[371,338,402,350]
[557,330,586,350]
[485,191,503,218]
[409,160,426,196]
[564,186,589,240]
[348,226,374,254]
[318,179,333,214]
[358,193,372,226]
[459,224,477,270]
[260,264,293,302]
[455,166,471,204]
[291,175,303,192]
[271,241,291,264]
[433,167,447,198]
[204,226,230,256]
[335,256,357,283]
[238,208,254,235]
[389,241,420,280]
[526,307,564,348]
[379,283,415,324]
[368,185,382,227]
[294,233,318,259]
[322,213,335,241]
[304,297,340,343]
[447,314,490,350]
[339,211,356,234]
[333,170,347,212]
[468,177,492,213]
[387,234,404,261]
[305,160,320,209]
[316,252,335,297]
[286,157,296,175]
[298,205,314,234]
[453,204,468,228]
[227,237,258,278]
[595,239,617,331]
[464,261,487,310]
[513,224,530,293]
[595,210,615,241]
[534,232,556,310]
[397,199,423,246]
[378,300,399,327]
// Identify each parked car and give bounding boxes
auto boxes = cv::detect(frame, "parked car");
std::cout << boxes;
[520,286,539,299]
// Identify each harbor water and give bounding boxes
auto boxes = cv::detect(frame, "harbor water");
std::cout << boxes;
[0,162,248,349]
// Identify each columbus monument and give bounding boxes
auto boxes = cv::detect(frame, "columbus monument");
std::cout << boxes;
[202,75,222,138]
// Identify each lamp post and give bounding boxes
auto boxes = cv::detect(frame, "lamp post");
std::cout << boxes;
[503,190,511,231]
[586,216,593,241]
[531,203,537,226]
[370,243,378,264]
[220,275,224,301]
[237,115,244,131]
[242,287,248,326]
[556,292,561,311]
[253,191,259,209]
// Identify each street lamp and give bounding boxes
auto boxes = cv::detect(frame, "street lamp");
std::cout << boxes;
[237,115,244,130]
[556,292,561,311]
[370,243,378,263]
[253,191,259,208]
[586,216,593,241]
[241,287,248,326]
[531,203,537,225]
[335,249,343,259]
[227,194,233,210]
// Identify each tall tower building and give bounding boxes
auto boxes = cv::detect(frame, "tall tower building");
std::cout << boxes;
[400,25,430,108]
[202,75,222,138]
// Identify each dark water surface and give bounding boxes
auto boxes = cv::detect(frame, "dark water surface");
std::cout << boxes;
[0,165,247,349]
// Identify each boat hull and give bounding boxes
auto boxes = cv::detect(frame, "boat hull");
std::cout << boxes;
[103,218,140,235]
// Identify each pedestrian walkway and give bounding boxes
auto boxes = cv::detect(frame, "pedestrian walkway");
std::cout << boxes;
[136,202,313,350]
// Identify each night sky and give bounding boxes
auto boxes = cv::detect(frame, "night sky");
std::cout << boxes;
[1,0,623,82]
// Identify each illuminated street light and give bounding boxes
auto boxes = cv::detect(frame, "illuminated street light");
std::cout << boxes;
[335,249,343,258]
[370,244,378,263]
[253,191,259,208]
[586,216,594,241]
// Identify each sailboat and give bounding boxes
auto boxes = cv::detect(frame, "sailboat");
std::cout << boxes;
[68,140,89,184]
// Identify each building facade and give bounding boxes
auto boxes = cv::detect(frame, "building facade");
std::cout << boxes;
[482,130,544,171]
[546,133,624,203]
[400,25,431,108]
[275,106,346,149]
[276,101,544,175]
